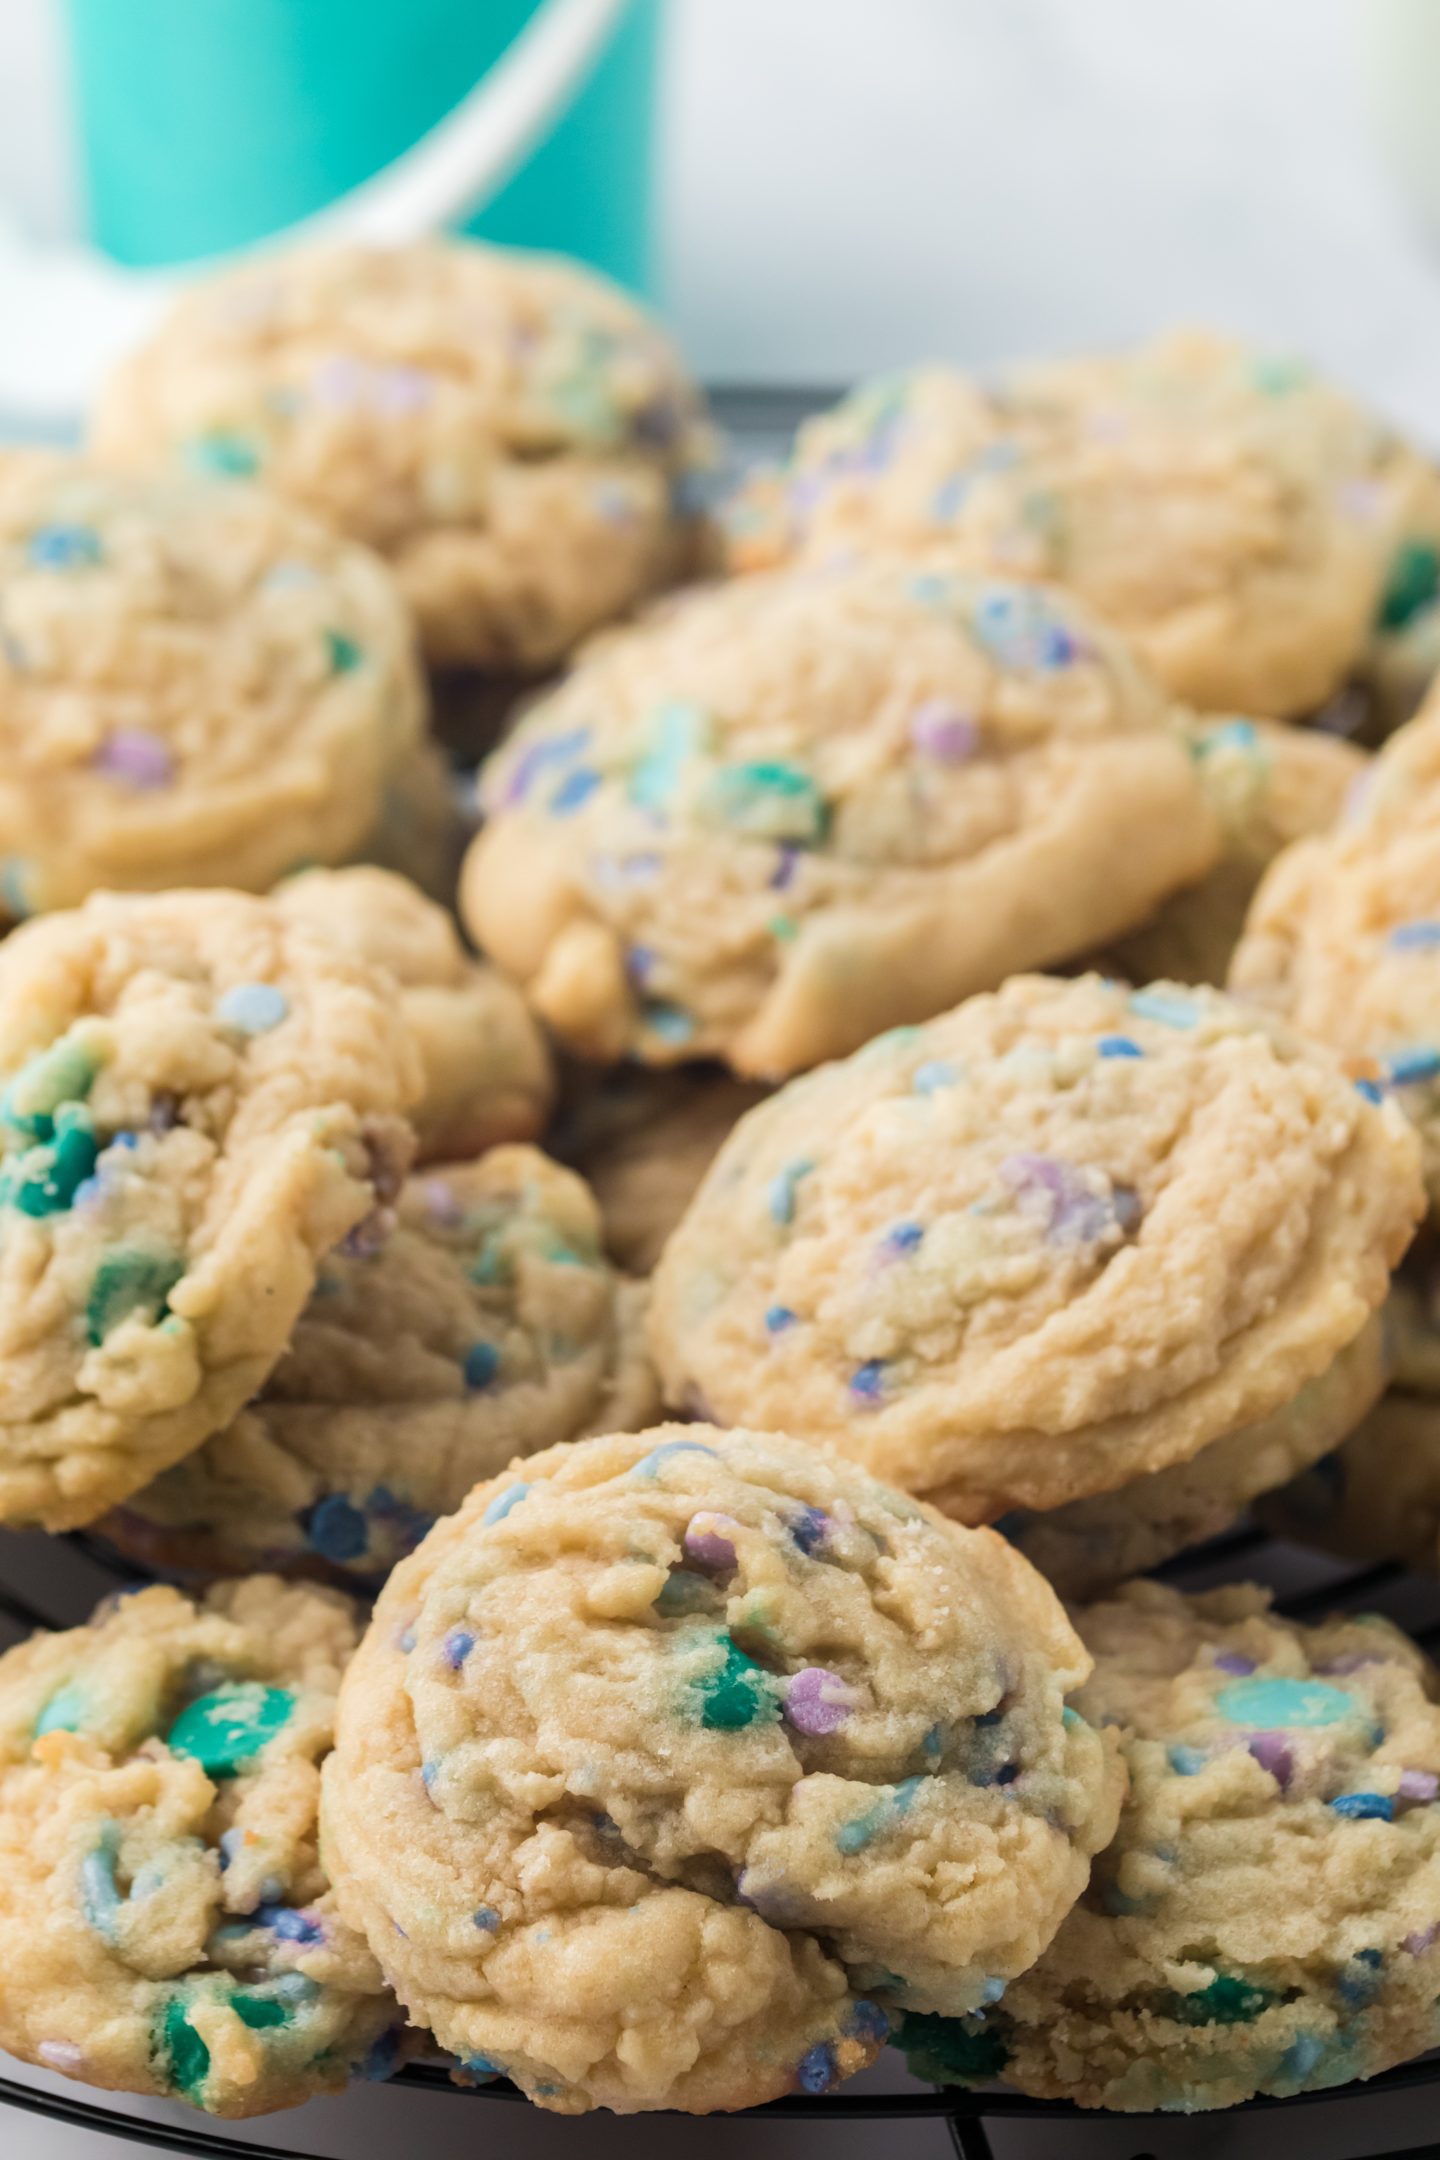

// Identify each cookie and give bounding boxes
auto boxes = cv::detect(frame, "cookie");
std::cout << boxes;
[92,240,712,670]
[319,1425,1123,2114]
[461,561,1220,1074]
[100,1145,658,1584]
[725,332,1432,719]
[900,1580,1440,2111]
[1230,686,1440,1209]
[0,454,423,919]
[274,868,553,1163]
[551,1064,770,1273]
[1099,717,1367,989]
[647,974,1421,1559]
[0,1576,404,2116]
[0,887,422,1530]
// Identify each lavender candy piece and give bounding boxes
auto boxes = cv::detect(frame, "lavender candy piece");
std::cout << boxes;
[909,699,979,765]
[785,1666,855,1736]
[1398,1768,1440,1803]
[999,1153,1129,1245]
[1214,1652,1257,1677]
[92,729,174,789]
[1246,1731,1293,1788]
[684,1511,741,1571]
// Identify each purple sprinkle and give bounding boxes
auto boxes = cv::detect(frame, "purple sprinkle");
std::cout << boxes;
[1404,1924,1439,1955]
[312,355,366,408]
[909,700,979,764]
[625,944,658,988]
[684,1512,740,1571]
[786,1667,854,1736]
[443,1629,475,1670]
[874,1219,924,1265]
[1399,1768,1439,1802]
[37,2042,84,2071]
[1247,1732,1293,1788]
[790,1507,830,1556]
[377,367,432,415]
[1215,1652,1257,1677]
[92,729,173,789]
[999,1153,1127,1245]
[770,845,800,891]
[849,1359,887,1406]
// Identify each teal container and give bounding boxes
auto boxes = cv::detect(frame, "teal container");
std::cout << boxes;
[62,0,659,292]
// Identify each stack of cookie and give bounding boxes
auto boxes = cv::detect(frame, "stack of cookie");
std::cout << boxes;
[1,236,1440,2128]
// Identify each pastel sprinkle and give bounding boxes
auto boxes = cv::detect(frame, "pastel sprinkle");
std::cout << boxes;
[1216,1677,1354,1728]
[326,630,362,673]
[770,845,800,891]
[911,1060,958,1094]
[789,1507,831,1555]
[797,2042,839,2095]
[27,523,101,570]
[684,1511,740,1570]
[706,760,829,845]
[1168,1746,1207,1775]
[1382,1046,1440,1085]
[1355,1078,1384,1104]
[1389,921,1440,952]
[634,1439,719,1477]
[482,1482,531,1526]
[464,1342,500,1391]
[849,1358,887,1406]
[1129,988,1199,1029]
[970,586,1077,670]
[442,1630,475,1670]
[92,729,173,788]
[1399,1768,1439,1802]
[642,1001,695,1045]
[257,1904,324,1946]
[1000,1152,1128,1245]
[1330,1792,1393,1821]
[875,1219,924,1263]
[1213,1652,1256,1676]
[909,700,979,764]
[767,1159,814,1225]
[1097,1035,1142,1059]
[305,1493,368,1563]
[1246,1731,1293,1788]
[474,1907,500,1932]
[217,983,288,1035]
[36,2043,83,2072]
[785,1666,854,1736]
[35,1684,86,1736]
[550,767,602,816]
[186,430,261,478]
[1281,2034,1327,2081]
[1404,1924,1439,1955]
[765,1305,799,1334]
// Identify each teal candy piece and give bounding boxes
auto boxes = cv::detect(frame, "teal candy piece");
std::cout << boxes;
[159,1997,210,2099]
[35,1683,88,1736]
[704,760,829,845]
[6,1105,100,1217]
[628,699,713,812]
[1215,1677,1355,1729]
[80,1823,122,1941]
[836,1775,925,1854]
[1166,1974,1275,2026]
[896,2011,1009,2087]
[481,1481,531,1527]
[767,1158,814,1226]
[166,1684,296,1778]
[216,983,289,1035]
[695,1634,776,1731]
[325,630,363,673]
[1128,989,1200,1029]
[634,1438,718,1477]
[86,1248,186,1346]
[1,1037,100,1138]
[1380,539,1440,631]
[1168,1745,1207,1776]
[184,432,262,479]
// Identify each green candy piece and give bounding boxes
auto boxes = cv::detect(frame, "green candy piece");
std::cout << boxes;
[1380,539,1440,631]
[5,1105,99,1216]
[325,630,362,674]
[704,760,829,845]
[166,1684,296,1778]
[1167,1974,1274,2026]
[159,1998,211,2099]
[896,2010,1009,2086]
[694,1634,776,1731]
[86,1248,185,1346]
[35,1683,87,1736]
[233,1993,290,2031]
[1,1037,100,1138]
[186,430,261,480]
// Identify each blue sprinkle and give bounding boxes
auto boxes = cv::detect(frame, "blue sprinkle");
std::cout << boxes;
[848,1359,887,1406]
[765,1305,799,1334]
[398,1627,416,1654]
[305,1492,368,1563]
[443,1630,475,1670]
[1389,921,1440,951]
[625,944,658,988]
[549,767,602,816]
[358,2030,402,2082]
[465,2056,504,2078]
[257,1904,324,1945]
[474,1907,501,1932]
[1097,1035,1143,1059]
[642,1001,695,1045]
[1281,2033,1326,2080]
[464,1341,500,1391]
[633,1439,719,1477]
[218,1828,245,1869]
[980,1979,1007,2005]
[911,1060,958,1094]
[878,1219,924,1259]
[1355,1078,1385,1105]
[789,1506,829,1555]
[1129,989,1199,1029]
[1168,1745,1207,1776]
[797,2042,839,2094]
[28,523,101,571]
[923,1723,944,1758]
[767,1158,814,1225]
[1330,1792,1393,1821]
[850,2000,891,2043]
[421,1761,440,1787]
[1382,1046,1440,1086]
[482,1482,532,1527]
[217,983,288,1035]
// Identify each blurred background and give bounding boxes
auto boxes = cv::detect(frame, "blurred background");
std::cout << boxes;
[4,0,1440,436]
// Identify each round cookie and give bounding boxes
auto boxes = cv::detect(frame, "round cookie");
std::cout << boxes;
[551,1064,771,1274]
[1099,716,1367,989]
[274,867,553,1163]
[0,454,423,918]
[100,1145,659,1583]
[319,1425,1123,2114]
[462,561,1221,1074]
[647,973,1421,1573]
[900,1580,1440,2111]
[92,239,712,671]
[0,1576,404,2116]
[1230,686,1440,1210]
[0,887,422,1531]
[725,332,1432,719]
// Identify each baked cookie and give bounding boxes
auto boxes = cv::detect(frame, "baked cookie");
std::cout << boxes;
[0,1577,404,2116]
[1098,717,1367,989]
[647,973,1420,1577]
[0,455,422,918]
[725,332,1432,719]
[100,1145,658,1583]
[92,240,712,671]
[551,1064,770,1273]
[461,561,1220,1074]
[0,887,422,1531]
[274,868,553,1163]
[900,1580,1440,2111]
[320,1425,1122,2114]
[1230,687,1440,1209]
